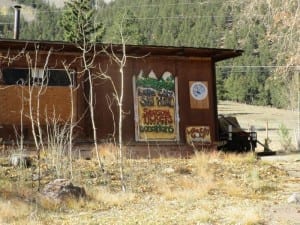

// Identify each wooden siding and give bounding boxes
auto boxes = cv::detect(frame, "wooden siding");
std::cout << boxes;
[0,39,243,145]
[91,56,216,143]
[0,85,77,125]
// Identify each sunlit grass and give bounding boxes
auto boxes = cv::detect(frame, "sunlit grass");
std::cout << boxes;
[221,204,264,225]
[92,143,118,162]
[0,148,289,224]
[0,199,31,224]
[222,152,257,164]
[89,186,136,207]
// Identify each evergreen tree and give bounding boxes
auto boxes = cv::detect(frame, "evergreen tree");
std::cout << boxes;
[60,0,104,43]
[0,12,14,39]
[21,3,64,41]
[2,0,296,109]
[104,8,145,45]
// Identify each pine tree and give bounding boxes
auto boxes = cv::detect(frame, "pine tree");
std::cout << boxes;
[104,8,145,45]
[60,0,104,43]
[6,0,296,109]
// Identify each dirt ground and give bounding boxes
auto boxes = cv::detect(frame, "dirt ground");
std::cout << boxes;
[0,101,299,224]
[218,101,300,224]
[218,101,299,152]
[260,154,300,225]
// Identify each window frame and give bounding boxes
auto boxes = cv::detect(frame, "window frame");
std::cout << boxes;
[1,67,76,87]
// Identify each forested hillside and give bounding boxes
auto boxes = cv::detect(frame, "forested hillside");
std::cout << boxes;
[0,0,299,109]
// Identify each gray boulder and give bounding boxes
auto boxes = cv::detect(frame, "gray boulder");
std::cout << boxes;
[41,179,86,202]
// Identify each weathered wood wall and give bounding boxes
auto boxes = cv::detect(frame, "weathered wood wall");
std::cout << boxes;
[0,42,221,146]
[91,56,217,144]
[0,85,76,125]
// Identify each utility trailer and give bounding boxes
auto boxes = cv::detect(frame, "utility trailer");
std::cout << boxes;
[217,115,257,152]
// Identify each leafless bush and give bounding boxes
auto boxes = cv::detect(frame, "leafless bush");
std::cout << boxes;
[45,115,71,179]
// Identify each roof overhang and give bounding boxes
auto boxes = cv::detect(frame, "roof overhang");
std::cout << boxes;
[0,39,243,61]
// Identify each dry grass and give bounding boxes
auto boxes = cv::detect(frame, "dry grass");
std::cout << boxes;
[191,150,219,177]
[89,186,136,207]
[0,199,30,224]
[91,143,118,162]
[220,179,247,198]
[184,208,212,224]
[151,151,221,201]
[244,167,279,195]
[152,175,215,201]
[222,151,257,164]
[0,101,296,224]
[0,147,291,224]
[221,204,264,225]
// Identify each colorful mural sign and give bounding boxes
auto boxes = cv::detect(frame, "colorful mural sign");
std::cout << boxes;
[134,70,178,141]
[185,126,211,145]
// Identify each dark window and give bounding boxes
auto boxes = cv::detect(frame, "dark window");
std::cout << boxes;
[1,68,75,86]
[2,68,29,85]
[47,70,75,86]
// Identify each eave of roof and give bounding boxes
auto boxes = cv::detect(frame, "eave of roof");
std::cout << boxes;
[0,38,243,61]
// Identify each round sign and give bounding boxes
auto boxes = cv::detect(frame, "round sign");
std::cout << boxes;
[190,82,208,100]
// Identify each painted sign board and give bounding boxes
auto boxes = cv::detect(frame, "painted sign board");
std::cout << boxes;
[189,81,209,109]
[133,70,179,141]
[186,126,211,145]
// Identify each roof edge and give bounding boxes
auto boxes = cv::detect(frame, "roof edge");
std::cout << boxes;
[0,38,243,60]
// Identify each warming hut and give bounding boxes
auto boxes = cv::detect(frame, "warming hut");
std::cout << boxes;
[0,39,242,154]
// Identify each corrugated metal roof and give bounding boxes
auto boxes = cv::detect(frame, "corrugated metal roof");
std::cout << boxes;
[0,38,243,61]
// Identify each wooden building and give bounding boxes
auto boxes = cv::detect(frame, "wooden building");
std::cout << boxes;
[0,39,242,154]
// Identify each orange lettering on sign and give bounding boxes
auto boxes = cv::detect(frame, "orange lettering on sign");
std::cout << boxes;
[142,108,173,125]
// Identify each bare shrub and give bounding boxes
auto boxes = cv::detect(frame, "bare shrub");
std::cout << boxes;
[44,115,71,179]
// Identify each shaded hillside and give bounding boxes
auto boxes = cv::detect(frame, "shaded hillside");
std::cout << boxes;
[0,0,298,109]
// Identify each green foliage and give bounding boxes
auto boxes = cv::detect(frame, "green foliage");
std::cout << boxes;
[224,74,248,102]
[1,0,297,109]
[216,73,226,100]
[20,3,64,41]
[265,78,288,109]
[136,77,175,91]
[278,123,294,151]
[60,0,104,43]
[102,8,145,45]
[0,12,14,38]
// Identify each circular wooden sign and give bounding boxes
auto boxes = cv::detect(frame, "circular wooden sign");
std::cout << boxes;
[190,82,208,100]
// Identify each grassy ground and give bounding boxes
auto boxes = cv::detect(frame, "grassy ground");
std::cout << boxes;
[0,101,299,224]
[0,148,293,225]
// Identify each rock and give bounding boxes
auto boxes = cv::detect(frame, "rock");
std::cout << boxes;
[41,179,86,202]
[9,153,32,168]
[163,167,175,174]
[287,193,300,204]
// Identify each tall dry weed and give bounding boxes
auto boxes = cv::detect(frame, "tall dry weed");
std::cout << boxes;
[190,151,220,178]
[89,186,135,207]
[221,204,264,225]
[92,143,118,162]
[0,199,30,224]
[152,171,216,201]
[245,168,278,195]
[222,152,256,165]
[220,180,246,198]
